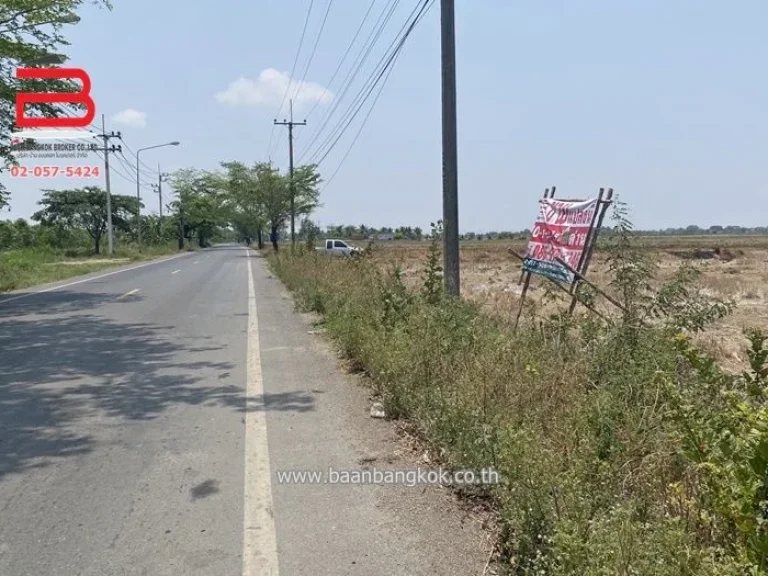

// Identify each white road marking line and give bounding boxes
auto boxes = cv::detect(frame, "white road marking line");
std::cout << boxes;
[244,249,280,576]
[0,252,191,307]
[171,269,181,275]
[118,288,140,299]
[193,260,200,264]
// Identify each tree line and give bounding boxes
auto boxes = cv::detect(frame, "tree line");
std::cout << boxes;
[0,161,322,255]
[309,225,424,240]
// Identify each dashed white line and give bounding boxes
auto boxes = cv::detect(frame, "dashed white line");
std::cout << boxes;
[243,249,280,576]
[171,269,181,275]
[118,288,140,299]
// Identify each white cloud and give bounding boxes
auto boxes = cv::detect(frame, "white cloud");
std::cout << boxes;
[215,68,333,110]
[112,108,147,128]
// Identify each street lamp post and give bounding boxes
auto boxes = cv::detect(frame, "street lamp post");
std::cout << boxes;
[136,141,180,249]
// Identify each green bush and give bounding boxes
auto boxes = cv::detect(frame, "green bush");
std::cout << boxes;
[269,223,767,575]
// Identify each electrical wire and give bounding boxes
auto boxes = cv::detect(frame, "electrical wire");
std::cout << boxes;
[303,0,378,123]
[116,152,156,192]
[119,139,159,178]
[318,0,433,175]
[297,0,401,162]
[308,0,423,164]
[92,149,140,187]
[319,37,403,192]
[291,0,335,104]
[265,0,316,158]
[121,152,157,182]
[307,0,432,166]
[52,108,155,186]
[297,0,403,163]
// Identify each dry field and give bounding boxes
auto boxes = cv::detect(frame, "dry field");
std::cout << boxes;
[368,235,768,371]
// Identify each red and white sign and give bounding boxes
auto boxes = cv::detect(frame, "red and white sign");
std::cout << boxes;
[523,198,598,284]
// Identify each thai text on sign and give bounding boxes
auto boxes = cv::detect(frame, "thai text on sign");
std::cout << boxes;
[522,198,599,284]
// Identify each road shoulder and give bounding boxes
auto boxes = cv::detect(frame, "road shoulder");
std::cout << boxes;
[251,252,491,575]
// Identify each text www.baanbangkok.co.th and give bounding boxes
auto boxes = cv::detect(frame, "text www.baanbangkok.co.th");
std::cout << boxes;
[275,467,500,487]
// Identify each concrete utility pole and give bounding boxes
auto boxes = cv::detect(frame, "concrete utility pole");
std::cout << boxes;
[151,166,168,238]
[274,100,306,246]
[441,0,460,296]
[135,141,180,250]
[155,163,168,218]
[98,114,121,257]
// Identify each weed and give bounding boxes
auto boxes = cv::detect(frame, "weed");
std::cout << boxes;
[268,219,766,575]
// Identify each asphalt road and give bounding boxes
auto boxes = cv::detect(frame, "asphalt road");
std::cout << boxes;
[0,246,487,575]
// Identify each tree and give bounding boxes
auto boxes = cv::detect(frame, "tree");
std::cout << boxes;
[299,218,321,246]
[168,169,226,248]
[291,164,322,223]
[253,163,289,251]
[32,187,137,254]
[219,161,267,248]
[1,1,111,208]
[256,162,321,251]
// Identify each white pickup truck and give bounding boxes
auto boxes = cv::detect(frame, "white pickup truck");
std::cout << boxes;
[315,239,362,258]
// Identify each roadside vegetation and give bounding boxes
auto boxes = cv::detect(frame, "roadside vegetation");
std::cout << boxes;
[270,213,768,575]
[0,216,184,292]
[0,160,322,292]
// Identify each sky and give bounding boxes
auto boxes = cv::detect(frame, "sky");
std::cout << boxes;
[3,0,767,232]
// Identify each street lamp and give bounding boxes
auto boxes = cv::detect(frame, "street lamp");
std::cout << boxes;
[136,141,180,249]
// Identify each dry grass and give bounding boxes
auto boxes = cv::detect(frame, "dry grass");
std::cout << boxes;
[367,236,768,371]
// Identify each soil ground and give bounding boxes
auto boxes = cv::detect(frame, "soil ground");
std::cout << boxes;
[367,235,768,372]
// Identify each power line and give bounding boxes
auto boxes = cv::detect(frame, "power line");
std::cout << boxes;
[309,0,425,164]
[319,35,404,192]
[92,150,137,187]
[297,0,403,164]
[119,139,158,178]
[116,151,155,186]
[266,0,316,158]
[316,0,433,171]
[308,0,432,166]
[61,111,152,185]
[292,0,335,104]
[303,0,379,123]
[298,0,402,162]
[93,149,149,191]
